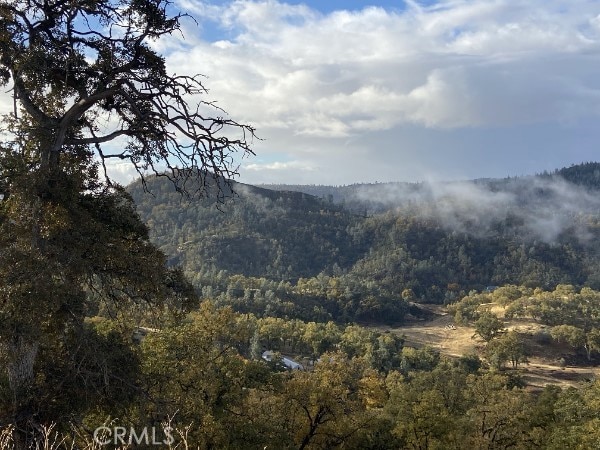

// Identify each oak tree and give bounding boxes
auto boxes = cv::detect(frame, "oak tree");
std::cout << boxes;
[0,0,254,438]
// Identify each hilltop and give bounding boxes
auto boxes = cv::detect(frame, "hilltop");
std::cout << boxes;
[258,161,600,214]
[127,162,600,323]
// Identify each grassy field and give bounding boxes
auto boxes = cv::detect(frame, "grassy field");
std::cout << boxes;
[375,303,600,389]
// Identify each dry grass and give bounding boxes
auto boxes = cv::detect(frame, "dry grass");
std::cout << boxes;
[0,419,195,450]
[377,303,600,389]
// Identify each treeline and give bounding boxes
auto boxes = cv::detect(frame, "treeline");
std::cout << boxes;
[551,161,600,189]
[262,162,600,213]
[193,271,409,324]
[351,213,600,302]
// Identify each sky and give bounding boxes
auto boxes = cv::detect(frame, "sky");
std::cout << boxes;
[6,0,600,185]
[165,0,600,186]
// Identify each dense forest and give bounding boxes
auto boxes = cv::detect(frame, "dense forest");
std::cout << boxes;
[2,0,600,446]
[129,162,600,324]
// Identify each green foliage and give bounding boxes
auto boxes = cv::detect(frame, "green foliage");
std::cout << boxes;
[0,163,197,428]
[473,312,505,342]
[450,284,600,365]
[485,331,528,369]
[400,346,441,373]
[130,169,600,319]
[450,292,489,324]
[547,381,600,449]
[551,325,586,349]
[0,0,248,439]
[551,325,600,361]
[137,302,262,447]
[492,284,527,307]
[129,178,362,280]
[1,299,600,448]
[457,353,483,374]
[553,162,600,189]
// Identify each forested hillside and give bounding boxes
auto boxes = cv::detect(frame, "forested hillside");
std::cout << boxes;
[128,162,600,323]
[129,176,365,279]
[3,0,600,445]
[260,162,600,213]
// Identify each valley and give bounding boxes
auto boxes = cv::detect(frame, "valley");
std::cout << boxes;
[128,162,600,390]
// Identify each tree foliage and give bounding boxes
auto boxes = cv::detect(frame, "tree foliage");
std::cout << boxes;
[129,171,600,312]
[0,0,253,438]
[0,0,254,188]
[473,312,505,343]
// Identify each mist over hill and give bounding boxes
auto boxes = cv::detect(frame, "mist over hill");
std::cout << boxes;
[128,162,600,321]
[260,162,600,243]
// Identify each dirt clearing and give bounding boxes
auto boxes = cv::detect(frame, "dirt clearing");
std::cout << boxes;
[374,304,600,389]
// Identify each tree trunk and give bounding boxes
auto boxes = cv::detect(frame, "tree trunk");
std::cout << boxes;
[5,337,39,394]
[2,336,40,449]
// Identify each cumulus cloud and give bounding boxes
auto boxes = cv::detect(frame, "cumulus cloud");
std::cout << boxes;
[104,160,142,185]
[137,0,600,184]
[2,0,599,185]
[169,0,600,135]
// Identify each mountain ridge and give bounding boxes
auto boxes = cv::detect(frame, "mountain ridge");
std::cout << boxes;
[127,162,600,322]
[256,161,600,213]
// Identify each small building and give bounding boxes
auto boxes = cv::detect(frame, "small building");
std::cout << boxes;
[262,350,304,370]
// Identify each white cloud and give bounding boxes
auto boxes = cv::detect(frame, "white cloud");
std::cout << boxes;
[3,0,599,185]
[0,91,13,117]
[104,160,141,185]
[167,0,600,137]
[241,159,318,184]
[244,160,315,172]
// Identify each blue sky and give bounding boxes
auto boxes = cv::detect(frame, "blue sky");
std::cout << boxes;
[186,0,417,43]
[198,0,413,15]
[116,0,600,185]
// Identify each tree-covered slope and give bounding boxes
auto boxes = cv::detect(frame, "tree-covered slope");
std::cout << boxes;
[260,162,600,214]
[129,176,366,283]
[129,163,600,312]
[349,212,600,303]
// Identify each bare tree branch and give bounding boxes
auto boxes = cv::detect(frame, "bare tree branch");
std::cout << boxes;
[1,0,256,195]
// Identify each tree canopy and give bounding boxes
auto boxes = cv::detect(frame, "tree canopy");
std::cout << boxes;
[0,0,254,441]
[0,0,255,189]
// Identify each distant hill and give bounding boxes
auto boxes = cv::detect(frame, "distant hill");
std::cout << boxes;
[128,162,600,319]
[258,161,600,214]
[128,176,365,283]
